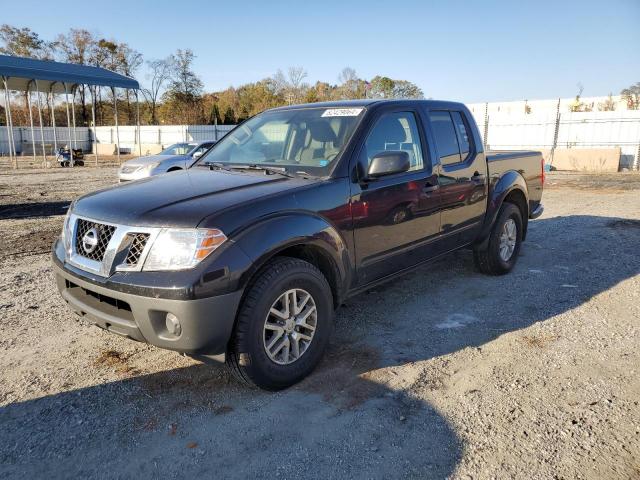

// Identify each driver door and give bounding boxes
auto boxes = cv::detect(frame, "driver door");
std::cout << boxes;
[351,107,442,285]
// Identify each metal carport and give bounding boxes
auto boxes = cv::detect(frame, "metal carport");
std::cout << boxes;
[0,54,140,169]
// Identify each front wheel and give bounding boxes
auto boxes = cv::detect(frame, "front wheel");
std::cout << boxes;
[226,257,333,390]
[473,202,523,275]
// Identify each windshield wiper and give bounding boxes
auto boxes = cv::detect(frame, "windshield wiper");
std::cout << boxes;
[201,162,233,172]
[231,165,294,178]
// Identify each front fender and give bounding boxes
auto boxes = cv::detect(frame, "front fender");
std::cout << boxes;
[477,170,529,244]
[233,213,352,301]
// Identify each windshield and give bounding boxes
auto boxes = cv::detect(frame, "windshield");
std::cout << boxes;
[196,107,364,174]
[160,143,198,155]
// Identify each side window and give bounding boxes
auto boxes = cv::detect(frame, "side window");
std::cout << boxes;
[451,111,471,161]
[192,145,210,156]
[428,111,462,165]
[363,111,424,172]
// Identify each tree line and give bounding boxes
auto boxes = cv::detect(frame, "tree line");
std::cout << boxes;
[0,25,424,127]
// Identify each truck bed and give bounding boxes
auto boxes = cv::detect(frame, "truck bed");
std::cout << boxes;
[486,150,544,213]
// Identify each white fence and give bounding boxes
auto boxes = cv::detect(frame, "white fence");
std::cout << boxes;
[470,110,640,170]
[2,111,640,169]
[0,124,236,156]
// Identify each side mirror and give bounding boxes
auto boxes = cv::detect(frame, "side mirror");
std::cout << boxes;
[367,151,410,179]
[192,151,204,159]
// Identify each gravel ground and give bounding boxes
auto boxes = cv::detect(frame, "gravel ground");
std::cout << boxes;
[0,168,639,479]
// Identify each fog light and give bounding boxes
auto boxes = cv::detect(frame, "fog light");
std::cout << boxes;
[165,313,182,336]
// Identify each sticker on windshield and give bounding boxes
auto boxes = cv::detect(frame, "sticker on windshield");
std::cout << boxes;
[321,108,364,117]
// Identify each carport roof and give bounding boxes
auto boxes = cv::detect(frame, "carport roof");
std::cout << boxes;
[0,54,139,93]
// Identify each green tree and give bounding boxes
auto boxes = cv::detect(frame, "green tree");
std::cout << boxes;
[392,80,424,99]
[369,76,395,98]
[621,82,640,110]
[223,106,235,125]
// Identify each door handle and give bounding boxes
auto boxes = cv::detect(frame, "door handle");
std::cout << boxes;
[423,184,440,193]
[471,172,485,184]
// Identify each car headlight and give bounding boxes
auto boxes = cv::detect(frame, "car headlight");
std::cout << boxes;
[143,228,227,271]
[61,203,74,254]
[142,162,160,172]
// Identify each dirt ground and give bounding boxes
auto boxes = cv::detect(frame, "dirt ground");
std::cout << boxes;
[1,167,639,479]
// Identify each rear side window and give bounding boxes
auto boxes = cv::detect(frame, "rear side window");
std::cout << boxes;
[428,111,461,165]
[450,111,471,160]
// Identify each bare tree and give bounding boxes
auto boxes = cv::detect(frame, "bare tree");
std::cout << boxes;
[54,29,95,124]
[337,67,359,99]
[141,58,172,124]
[288,66,308,103]
[116,44,143,123]
[162,49,204,124]
[0,24,51,58]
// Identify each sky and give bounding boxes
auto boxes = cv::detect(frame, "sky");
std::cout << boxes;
[2,0,639,103]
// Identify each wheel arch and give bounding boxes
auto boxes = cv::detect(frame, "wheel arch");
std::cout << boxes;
[476,170,530,246]
[233,213,352,309]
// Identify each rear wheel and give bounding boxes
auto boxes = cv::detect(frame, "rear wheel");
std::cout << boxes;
[226,257,333,390]
[473,202,523,275]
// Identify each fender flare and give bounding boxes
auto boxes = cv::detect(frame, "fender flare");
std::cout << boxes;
[476,170,530,246]
[232,213,352,304]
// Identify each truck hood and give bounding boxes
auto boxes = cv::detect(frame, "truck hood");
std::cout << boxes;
[73,168,314,227]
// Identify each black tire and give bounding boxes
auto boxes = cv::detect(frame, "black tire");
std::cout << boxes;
[226,256,333,390]
[473,202,523,275]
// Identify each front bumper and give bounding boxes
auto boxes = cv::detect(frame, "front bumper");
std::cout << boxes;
[53,259,242,356]
[118,169,152,182]
[530,203,544,219]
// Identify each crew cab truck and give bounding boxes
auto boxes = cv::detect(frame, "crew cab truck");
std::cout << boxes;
[53,100,544,390]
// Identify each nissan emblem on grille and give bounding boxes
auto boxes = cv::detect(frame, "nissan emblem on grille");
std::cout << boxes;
[81,228,99,254]
[74,219,116,262]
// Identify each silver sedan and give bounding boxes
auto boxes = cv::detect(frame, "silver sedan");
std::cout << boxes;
[118,141,215,182]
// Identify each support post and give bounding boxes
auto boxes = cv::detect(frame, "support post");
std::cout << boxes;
[550,97,561,167]
[90,86,98,166]
[112,87,121,164]
[64,83,74,166]
[34,80,47,166]
[71,85,78,150]
[3,77,17,168]
[134,89,142,157]
[50,85,58,155]
[2,79,15,167]
[26,81,37,163]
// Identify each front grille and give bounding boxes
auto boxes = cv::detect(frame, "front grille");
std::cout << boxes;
[75,219,116,262]
[125,233,150,266]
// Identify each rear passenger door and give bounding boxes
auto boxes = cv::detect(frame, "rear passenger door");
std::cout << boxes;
[426,109,487,246]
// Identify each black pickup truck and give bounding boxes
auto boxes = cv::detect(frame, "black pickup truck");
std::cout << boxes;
[53,100,544,389]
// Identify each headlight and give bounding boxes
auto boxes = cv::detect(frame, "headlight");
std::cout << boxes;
[142,162,160,172]
[143,228,227,271]
[61,204,74,254]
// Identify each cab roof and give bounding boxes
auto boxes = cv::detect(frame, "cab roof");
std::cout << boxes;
[268,98,467,112]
